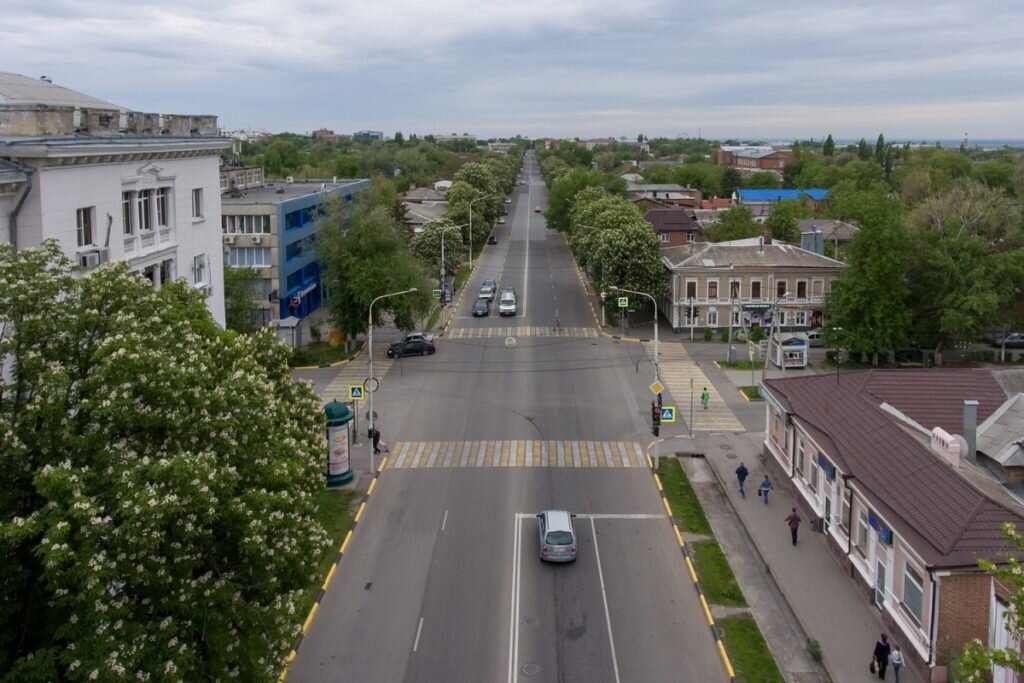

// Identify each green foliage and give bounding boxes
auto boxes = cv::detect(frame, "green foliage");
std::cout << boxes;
[410,220,464,283]
[0,241,328,681]
[807,638,823,662]
[703,327,714,341]
[743,171,781,188]
[706,206,760,242]
[823,134,835,157]
[546,168,614,232]
[721,167,743,198]
[656,458,711,534]
[718,617,786,683]
[223,265,261,334]
[765,199,813,242]
[672,162,725,198]
[691,541,746,606]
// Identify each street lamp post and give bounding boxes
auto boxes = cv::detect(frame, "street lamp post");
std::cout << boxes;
[468,195,492,270]
[761,292,788,386]
[832,326,843,384]
[367,287,418,474]
[608,286,659,384]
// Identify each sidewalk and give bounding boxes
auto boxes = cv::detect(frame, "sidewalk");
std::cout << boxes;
[695,432,925,683]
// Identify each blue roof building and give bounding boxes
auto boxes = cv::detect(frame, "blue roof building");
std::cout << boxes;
[734,188,830,218]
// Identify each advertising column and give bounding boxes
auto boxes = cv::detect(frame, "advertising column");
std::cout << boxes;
[325,400,354,487]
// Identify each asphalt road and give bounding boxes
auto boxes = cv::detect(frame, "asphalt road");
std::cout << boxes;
[286,151,726,682]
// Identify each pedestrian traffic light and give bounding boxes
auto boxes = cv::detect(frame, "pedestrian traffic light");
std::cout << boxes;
[651,403,660,426]
[652,424,660,437]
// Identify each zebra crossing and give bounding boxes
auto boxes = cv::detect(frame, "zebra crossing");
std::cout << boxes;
[320,344,394,403]
[648,343,744,431]
[444,326,598,339]
[387,440,648,469]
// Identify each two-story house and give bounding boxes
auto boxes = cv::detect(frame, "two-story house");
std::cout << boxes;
[0,72,230,326]
[761,369,1024,683]
[645,208,703,246]
[660,237,844,333]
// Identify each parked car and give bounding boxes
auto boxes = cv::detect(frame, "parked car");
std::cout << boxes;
[472,298,491,317]
[504,197,512,204]
[479,279,497,301]
[402,332,433,345]
[488,235,498,245]
[498,287,517,316]
[806,329,823,347]
[534,206,541,213]
[498,216,506,224]
[537,510,577,563]
[387,337,436,358]
[993,332,1024,349]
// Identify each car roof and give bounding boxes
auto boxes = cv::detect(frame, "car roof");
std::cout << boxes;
[501,287,515,294]
[542,509,573,531]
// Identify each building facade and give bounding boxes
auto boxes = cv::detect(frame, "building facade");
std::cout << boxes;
[761,370,1024,681]
[220,177,369,324]
[716,145,792,171]
[0,72,230,326]
[660,238,844,333]
[645,207,703,246]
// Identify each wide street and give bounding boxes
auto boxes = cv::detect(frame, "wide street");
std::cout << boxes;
[287,152,727,682]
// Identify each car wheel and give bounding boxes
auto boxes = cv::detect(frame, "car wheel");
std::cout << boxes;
[421,348,429,356]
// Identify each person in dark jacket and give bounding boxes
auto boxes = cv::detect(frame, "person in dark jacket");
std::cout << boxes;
[873,633,891,679]
[371,428,382,455]
[735,463,749,498]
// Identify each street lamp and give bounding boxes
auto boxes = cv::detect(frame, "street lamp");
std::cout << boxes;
[367,287,418,474]
[832,326,843,384]
[608,286,660,384]
[761,292,788,386]
[468,195,492,270]
[438,223,468,295]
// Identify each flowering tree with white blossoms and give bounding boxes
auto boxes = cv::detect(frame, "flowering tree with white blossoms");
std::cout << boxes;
[0,241,329,681]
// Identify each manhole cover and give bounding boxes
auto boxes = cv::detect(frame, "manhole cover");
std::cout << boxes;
[719,444,734,451]
[725,452,738,459]
[524,616,538,625]
[521,662,541,677]
[505,336,517,347]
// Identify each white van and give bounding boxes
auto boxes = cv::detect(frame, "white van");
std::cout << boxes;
[498,288,517,316]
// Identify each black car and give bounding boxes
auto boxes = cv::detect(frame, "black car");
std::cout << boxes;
[387,338,436,358]
[472,299,491,317]
[993,333,1024,349]
[488,235,498,245]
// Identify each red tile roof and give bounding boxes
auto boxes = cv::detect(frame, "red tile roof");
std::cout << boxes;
[763,369,1023,568]
[644,208,701,233]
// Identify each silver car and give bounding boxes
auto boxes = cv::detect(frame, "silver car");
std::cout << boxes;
[537,510,577,563]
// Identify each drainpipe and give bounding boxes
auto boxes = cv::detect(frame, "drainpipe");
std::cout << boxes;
[842,473,854,557]
[8,161,36,252]
[929,570,943,668]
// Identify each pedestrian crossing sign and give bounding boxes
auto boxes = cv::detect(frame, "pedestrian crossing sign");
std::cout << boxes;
[617,296,629,308]
[349,385,364,400]
[660,406,676,422]
[432,289,442,299]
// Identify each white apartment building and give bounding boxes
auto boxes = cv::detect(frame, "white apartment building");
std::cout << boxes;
[0,73,231,326]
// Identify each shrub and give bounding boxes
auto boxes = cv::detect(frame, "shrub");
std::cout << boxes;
[703,327,714,342]
[807,638,823,662]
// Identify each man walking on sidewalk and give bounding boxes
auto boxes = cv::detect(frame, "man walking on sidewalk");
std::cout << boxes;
[785,508,802,545]
[759,475,774,504]
[735,462,749,498]
[873,633,891,680]
[700,386,710,410]
[371,428,382,455]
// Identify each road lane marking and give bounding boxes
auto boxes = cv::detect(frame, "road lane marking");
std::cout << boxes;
[507,513,522,683]
[590,517,622,683]
[441,509,449,532]
[413,617,424,652]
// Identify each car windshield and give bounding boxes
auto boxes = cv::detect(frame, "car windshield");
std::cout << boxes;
[545,531,573,545]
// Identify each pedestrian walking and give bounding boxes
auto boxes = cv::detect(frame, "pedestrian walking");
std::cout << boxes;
[873,633,891,680]
[372,428,382,455]
[890,645,903,683]
[758,475,773,504]
[700,387,710,410]
[735,463,749,498]
[785,508,802,545]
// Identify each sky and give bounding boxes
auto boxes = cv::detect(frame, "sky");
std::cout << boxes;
[3,0,1024,141]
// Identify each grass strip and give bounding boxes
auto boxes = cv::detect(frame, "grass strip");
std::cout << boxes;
[718,616,785,683]
[289,342,354,367]
[719,359,761,370]
[691,540,747,606]
[657,458,711,534]
[298,488,363,616]
[739,385,762,400]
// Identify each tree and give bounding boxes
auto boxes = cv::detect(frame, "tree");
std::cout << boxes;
[706,206,760,242]
[765,199,813,242]
[591,219,668,301]
[857,138,872,161]
[0,241,328,681]
[393,131,404,146]
[874,133,886,164]
[546,169,611,232]
[317,199,431,343]
[742,171,781,188]
[410,220,464,285]
[825,213,910,365]
[823,134,835,157]
[223,265,261,333]
[721,167,743,198]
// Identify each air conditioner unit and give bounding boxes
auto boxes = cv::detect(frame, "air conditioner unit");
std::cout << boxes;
[225,235,236,244]
[252,235,263,244]
[79,251,101,269]
[96,248,110,265]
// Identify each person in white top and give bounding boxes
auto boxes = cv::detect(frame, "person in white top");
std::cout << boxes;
[890,645,904,683]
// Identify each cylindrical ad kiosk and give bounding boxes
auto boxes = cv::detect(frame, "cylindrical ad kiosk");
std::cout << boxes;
[325,400,354,486]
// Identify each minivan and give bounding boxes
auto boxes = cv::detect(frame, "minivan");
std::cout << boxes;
[498,288,517,316]
[537,510,577,562]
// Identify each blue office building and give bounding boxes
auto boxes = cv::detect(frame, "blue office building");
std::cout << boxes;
[221,176,369,324]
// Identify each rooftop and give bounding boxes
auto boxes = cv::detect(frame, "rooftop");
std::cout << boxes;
[661,238,845,270]
[644,208,701,233]
[221,179,366,205]
[0,73,123,109]
[737,188,830,203]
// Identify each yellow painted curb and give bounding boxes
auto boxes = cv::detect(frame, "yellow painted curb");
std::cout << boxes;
[322,564,336,590]
[717,641,736,678]
[354,501,366,523]
[673,524,685,548]
[340,529,353,554]
[302,603,319,634]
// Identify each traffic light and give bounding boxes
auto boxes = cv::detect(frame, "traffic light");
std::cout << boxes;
[652,424,660,437]
[651,403,661,426]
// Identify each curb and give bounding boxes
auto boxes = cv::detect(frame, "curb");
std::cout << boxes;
[646,453,737,683]
[278,457,390,681]
[292,357,353,371]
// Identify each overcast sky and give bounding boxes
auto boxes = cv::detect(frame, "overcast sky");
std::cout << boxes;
[3,0,1023,141]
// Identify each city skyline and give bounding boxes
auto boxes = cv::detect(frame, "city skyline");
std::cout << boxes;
[3,0,1023,140]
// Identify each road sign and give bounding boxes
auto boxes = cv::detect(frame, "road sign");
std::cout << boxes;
[349,385,364,400]
[617,296,628,308]
[649,380,664,395]
[432,289,442,299]
[660,406,676,423]
[363,377,380,393]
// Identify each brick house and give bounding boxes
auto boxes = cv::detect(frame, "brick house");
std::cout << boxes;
[645,208,703,247]
[716,145,792,171]
[761,370,1024,682]
[660,237,844,333]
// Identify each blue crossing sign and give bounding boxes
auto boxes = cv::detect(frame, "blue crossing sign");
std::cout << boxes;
[660,406,676,423]
[432,289,442,299]
[349,385,364,400]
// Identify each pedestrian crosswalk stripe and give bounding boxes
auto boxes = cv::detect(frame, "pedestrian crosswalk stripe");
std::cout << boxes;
[386,441,648,468]
[445,326,598,339]
[645,343,744,431]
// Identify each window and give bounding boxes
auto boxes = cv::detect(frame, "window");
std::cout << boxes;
[903,566,924,624]
[777,280,787,298]
[685,281,697,300]
[227,247,272,267]
[659,233,670,243]
[751,281,762,299]
[122,192,134,235]
[797,281,807,298]
[795,311,808,326]
[777,310,787,326]
[220,175,228,192]
[137,189,153,232]
[285,241,303,261]
[76,207,94,247]
[809,456,819,491]
[796,441,805,475]
[730,280,740,298]
[857,511,869,552]
[285,210,302,230]
[191,188,204,219]
[686,233,695,243]
[156,188,169,227]
[193,254,206,285]
[840,492,851,531]
[708,281,719,300]
[707,309,718,326]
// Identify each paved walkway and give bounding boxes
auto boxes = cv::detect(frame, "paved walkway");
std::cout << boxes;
[691,432,925,683]
[647,342,744,431]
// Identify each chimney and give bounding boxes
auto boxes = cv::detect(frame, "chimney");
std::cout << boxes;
[758,236,764,252]
[962,400,979,463]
